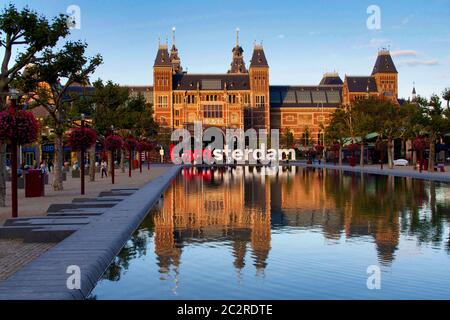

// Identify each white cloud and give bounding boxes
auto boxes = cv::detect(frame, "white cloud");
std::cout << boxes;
[277,34,285,39]
[398,59,439,67]
[390,50,419,57]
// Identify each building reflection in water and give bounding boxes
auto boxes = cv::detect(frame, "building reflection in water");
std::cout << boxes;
[154,166,272,281]
[101,166,450,290]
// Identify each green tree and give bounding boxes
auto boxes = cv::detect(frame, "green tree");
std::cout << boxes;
[325,108,351,166]
[16,41,102,190]
[90,80,129,137]
[351,99,378,166]
[281,128,294,149]
[0,4,69,206]
[421,94,449,171]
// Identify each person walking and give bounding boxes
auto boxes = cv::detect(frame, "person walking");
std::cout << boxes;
[101,160,108,178]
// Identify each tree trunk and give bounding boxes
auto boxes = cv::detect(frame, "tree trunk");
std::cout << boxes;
[412,150,417,167]
[0,144,6,207]
[53,134,64,191]
[387,139,394,169]
[428,137,436,172]
[360,144,364,167]
[338,146,343,166]
[89,144,96,182]
[120,149,125,173]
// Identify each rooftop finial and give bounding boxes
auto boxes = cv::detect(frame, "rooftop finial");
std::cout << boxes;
[172,26,176,45]
[236,27,240,46]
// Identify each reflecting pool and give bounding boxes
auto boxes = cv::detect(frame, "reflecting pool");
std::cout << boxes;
[90,166,450,299]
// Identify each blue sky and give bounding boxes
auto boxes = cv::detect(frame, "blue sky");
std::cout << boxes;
[7,0,450,99]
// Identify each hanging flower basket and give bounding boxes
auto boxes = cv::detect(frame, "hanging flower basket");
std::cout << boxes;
[0,109,39,145]
[68,127,97,151]
[315,145,325,153]
[136,140,146,152]
[346,143,359,153]
[123,136,138,150]
[330,143,340,152]
[412,137,428,152]
[104,135,123,151]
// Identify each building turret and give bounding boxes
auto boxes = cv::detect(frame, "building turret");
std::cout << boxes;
[248,43,270,131]
[228,28,248,74]
[170,27,183,74]
[411,82,417,101]
[372,49,398,103]
[153,41,173,128]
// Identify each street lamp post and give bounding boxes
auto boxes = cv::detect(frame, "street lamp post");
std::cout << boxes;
[128,143,132,178]
[10,90,19,218]
[110,125,115,185]
[80,114,85,195]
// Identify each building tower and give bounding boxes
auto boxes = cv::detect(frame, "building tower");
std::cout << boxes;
[153,41,173,128]
[228,28,248,74]
[411,82,417,101]
[248,43,270,131]
[372,49,398,103]
[169,27,183,74]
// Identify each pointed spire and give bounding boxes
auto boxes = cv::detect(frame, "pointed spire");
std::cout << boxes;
[228,28,247,74]
[412,82,417,101]
[372,49,398,75]
[172,26,176,46]
[169,27,182,74]
[250,42,268,68]
[154,37,171,67]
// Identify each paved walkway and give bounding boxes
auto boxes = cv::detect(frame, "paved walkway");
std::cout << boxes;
[0,165,181,300]
[0,240,54,282]
[0,164,172,288]
[0,165,170,224]
[293,162,450,183]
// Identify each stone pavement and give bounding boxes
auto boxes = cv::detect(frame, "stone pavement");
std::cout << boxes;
[0,240,54,282]
[0,165,171,224]
[0,165,181,300]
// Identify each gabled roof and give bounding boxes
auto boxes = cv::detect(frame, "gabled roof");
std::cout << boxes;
[345,76,378,93]
[172,73,250,91]
[250,45,268,68]
[269,85,342,108]
[372,50,398,74]
[153,45,172,67]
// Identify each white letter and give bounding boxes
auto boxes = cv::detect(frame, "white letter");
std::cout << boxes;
[367,265,381,289]
[66,265,81,290]
[367,5,381,30]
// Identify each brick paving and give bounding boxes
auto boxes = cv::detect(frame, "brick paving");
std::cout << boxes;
[0,240,54,282]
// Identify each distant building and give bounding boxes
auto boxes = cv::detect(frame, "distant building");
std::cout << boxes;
[149,31,399,145]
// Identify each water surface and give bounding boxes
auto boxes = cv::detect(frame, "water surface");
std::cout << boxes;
[90,166,450,299]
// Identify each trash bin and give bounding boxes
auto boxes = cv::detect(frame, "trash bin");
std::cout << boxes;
[25,169,45,197]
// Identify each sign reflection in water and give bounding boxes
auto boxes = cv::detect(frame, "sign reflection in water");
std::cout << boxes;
[90,166,450,299]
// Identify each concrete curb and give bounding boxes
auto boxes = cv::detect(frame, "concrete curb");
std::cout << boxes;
[0,165,181,300]
[293,162,450,183]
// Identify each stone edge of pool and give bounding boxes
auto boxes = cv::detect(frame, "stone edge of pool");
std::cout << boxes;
[0,165,181,300]
[294,162,450,183]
